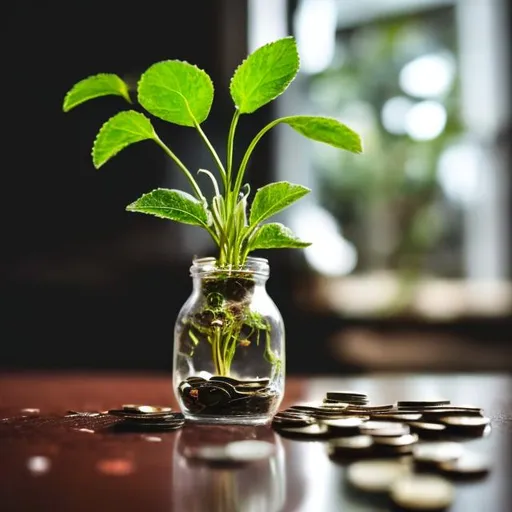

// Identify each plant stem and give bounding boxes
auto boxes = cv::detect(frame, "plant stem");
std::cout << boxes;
[233,118,281,200]
[194,121,228,190]
[226,110,241,185]
[153,134,203,200]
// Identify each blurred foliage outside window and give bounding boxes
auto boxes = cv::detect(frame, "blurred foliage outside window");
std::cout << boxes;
[289,3,511,318]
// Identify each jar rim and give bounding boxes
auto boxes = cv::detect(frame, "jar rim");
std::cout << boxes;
[190,256,269,277]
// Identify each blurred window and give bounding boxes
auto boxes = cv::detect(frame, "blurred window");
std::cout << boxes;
[250,0,512,319]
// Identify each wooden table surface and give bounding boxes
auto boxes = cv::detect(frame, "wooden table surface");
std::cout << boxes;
[0,371,510,512]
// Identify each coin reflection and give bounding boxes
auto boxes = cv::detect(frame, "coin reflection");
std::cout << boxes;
[172,426,286,512]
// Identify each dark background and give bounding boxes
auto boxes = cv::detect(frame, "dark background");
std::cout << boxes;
[1,0,511,374]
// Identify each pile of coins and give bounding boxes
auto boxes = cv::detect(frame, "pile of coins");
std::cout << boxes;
[272,391,492,510]
[107,405,185,431]
[179,375,279,416]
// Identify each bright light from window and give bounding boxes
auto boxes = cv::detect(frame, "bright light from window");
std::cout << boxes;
[248,0,287,52]
[381,96,414,135]
[399,52,456,98]
[294,0,337,74]
[405,100,447,141]
[437,143,482,205]
[291,205,358,276]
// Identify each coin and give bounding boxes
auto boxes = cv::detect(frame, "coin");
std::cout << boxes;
[122,405,172,414]
[291,402,348,412]
[197,385,232,406]
[325,392,369,405]
[372,433,418,447]
[326,391,368,400]
[108,410,178,421]
[438,416,490,427]
[371,433,418,457]
[397,400,450,408]
[359,421,410,437]
[208,375,242,386]
[438,453,491,479]
[347,459,411,493]
[118,421,184,431]
[390,474,454,510]
[272,412,315,429]
[346,405,394,413]
[278,423,329,439]
[408,422,447,438]
[186,376,208,384]
[323,417,367,436]
[225,440,275,461]
[413,441,463,469]
[327,435,374,458]
[420,408,484,419]
[369,413,422,422]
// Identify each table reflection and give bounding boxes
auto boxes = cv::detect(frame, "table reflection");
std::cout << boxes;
[172,425,286,512]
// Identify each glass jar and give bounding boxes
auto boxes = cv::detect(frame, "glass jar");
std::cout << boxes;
[173,257,285,425]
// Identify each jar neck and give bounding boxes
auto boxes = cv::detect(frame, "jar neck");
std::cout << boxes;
[190,257,270,294]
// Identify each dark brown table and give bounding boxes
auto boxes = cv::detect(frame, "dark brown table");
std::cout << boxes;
[0,371,510,512]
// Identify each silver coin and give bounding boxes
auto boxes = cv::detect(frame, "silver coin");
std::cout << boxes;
[274,410,315,419]
[225,440,275,461]
[413,441,464,464]
[359,421,410,437]
[438,416,490,427]
[326,391,368,400]
[420,408,484,418]
[327,435,374,458]
[109,411,177,421]
[122,405,172,414]
[346,405,394,412]
[347,459,411,493]
[438,453,491,479]
[323,417,367,432]
[272,414,315,429]
[369,413,422,422]
[291,402,348,412]
[118,421,184,431]
[208,376,241,386]
[372,433,418,447]
[397,400,450,408]
[279,423,329,438]
[408,422,447,438]
[390,474,454,510]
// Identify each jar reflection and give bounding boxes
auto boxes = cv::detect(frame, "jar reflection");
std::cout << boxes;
[172,426,286,512]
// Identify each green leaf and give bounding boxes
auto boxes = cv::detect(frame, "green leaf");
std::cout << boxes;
[249,223,311,250]
[249,181,310,226]
[126,188,209,227]
[277,116,362,153]
[137,60,214,126]
[92,111,156,169]
[230,36,299,114]
[63,73,131,112]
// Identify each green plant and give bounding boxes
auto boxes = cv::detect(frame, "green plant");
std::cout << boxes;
[63,36,362,267]
[63,36,362,379]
